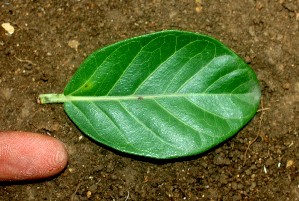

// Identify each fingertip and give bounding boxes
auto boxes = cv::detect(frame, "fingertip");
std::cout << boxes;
[0,131,68,181]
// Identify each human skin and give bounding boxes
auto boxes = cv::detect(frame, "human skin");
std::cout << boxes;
[0,131,68,181]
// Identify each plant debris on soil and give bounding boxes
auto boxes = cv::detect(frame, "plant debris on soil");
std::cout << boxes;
[0,1,298,200]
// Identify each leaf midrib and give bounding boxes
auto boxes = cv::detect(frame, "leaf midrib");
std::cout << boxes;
[58,92,256,102]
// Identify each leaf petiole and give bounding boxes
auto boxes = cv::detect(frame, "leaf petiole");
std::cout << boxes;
[38,94,68,104]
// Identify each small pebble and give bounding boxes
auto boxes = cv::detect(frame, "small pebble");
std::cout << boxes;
[286,160,294,168]
[282,83,290,90]
[68,40,80,51]
[1,22,15,35]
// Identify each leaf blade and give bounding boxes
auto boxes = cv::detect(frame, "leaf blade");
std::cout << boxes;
[50,30,261,158]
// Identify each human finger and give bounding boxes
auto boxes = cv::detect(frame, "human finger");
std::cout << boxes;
[0,131,68,181]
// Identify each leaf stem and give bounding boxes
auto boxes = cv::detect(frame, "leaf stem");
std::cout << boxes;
[38,94,69,104]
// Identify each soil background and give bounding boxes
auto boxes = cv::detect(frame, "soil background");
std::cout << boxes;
[0,0,298,200]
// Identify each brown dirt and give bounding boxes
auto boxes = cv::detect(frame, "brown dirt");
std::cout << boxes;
[0,0,298,200]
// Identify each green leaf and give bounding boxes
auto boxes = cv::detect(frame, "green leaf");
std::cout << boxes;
[39,30,261,159]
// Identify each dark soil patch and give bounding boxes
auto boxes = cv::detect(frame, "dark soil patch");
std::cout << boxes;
[0,0,298,200]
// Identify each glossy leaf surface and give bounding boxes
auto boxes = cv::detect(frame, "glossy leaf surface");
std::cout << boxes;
[39,30,261,159]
